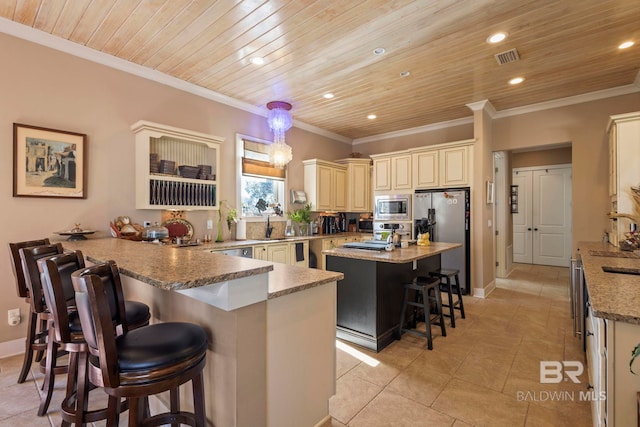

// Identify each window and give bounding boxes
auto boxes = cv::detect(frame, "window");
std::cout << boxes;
[236,134,286,217]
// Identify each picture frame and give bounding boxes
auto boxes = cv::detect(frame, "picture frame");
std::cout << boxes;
[13,123,87,199]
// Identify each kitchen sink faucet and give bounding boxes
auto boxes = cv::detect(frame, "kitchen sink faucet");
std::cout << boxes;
[266,216,273,238]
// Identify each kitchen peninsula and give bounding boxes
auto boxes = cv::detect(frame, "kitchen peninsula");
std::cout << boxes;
[59,237,342,427]
[324,242,461,351]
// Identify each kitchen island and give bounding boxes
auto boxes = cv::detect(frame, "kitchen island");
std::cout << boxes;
[59,237,342,427]
[323,242,461,351]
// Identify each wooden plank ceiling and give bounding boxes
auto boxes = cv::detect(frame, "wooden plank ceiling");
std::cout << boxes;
[1,0,639,140]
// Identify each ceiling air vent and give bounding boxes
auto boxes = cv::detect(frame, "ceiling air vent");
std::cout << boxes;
[494,48,520,65]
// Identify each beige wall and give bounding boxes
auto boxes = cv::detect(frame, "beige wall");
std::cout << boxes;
[494,93,640,254]
[353,122,473,155]
[511,147,572,169]
[0,33,351,346]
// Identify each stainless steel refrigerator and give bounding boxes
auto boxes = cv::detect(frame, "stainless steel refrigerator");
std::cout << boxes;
[414,188,471,294]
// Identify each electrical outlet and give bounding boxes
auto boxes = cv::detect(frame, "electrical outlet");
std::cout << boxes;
[207,219,213,230]
[8,308,20,326]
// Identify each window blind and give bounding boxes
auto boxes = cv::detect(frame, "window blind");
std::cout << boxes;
[241,139,285,180]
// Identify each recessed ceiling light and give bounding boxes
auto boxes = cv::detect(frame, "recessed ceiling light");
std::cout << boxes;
[487,32,508,44]
[509,77,525,85]
[373,47,385,55]
[249,56,265,65]
[400,71,411,77]
[619,41,635,49]
[367,114,377,120]
[323,93,334,99]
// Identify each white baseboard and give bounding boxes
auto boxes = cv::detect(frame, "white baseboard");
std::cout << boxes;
[473,280,496,299]
[0,338,25,359]
[314,414,331,427]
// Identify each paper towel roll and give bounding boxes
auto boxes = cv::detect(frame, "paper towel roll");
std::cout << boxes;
[235,218,246,240]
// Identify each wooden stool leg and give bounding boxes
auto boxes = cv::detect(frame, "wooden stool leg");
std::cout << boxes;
[397,287,409,339]
[421,288,433,350]
[107,396,120,426]
[170,388,180,427]
[455,274,466,318]
[193,372,206,427]
[18,310,38,383]
[434,288,447,338]
[75,351,89,426]
[445,277,456,328]
[37,325,56,416]
[35,317,48,362]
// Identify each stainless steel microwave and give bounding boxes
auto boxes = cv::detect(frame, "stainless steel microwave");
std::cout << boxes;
[374,194,411,221]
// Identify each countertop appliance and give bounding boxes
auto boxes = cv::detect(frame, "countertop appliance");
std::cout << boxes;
[373,222,412,242]
[374,194,411,221]
[414,188,470,294]
[570,254,585,351]
[213,247,253,258]
[358,218,374,232]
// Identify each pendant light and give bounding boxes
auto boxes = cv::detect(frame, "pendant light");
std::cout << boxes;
[266,101,293,168]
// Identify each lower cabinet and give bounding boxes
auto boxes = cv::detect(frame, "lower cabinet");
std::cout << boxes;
[253,241,309,267]
[586,303,640,427]
[309,235,365,270]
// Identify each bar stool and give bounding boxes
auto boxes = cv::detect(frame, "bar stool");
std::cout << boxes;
[397,276,446,350]
[429,269,466,328]
[8,238,52,384]
[72,261,207,426]
[38,250,110,426]
[18,243,69,416]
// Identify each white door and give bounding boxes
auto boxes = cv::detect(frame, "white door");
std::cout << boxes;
[532,168,572,266]
[512,166,572,267]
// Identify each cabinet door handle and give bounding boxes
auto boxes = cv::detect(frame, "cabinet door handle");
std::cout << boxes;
[586,384,594,390]
[534,228,539,231]
[586,331,594,336]
[527,228,532,231]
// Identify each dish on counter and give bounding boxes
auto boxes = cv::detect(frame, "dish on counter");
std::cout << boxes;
[55,230,96,241]
[162,218,194,240]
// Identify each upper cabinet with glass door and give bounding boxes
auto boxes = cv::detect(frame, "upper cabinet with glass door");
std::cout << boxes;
[132,121,223,210]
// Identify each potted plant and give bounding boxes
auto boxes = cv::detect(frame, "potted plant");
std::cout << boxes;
[216,200,237,242]
[288,203,312,235]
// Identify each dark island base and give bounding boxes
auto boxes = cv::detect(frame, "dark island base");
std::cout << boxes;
[328,254,441,352]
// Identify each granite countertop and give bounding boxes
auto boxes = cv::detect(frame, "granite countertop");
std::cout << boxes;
[195,232,371,251]
[57,236,343,298]
[579,241,640,324]
[322,242,462,263]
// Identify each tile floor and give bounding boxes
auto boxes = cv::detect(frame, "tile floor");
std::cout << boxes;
[0,263,591,426]
[325,263,592,427]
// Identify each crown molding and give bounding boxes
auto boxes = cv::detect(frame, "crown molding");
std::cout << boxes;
[352,116,473,145]
[0,18,351,144]
[2,18,637,147]
[465,99,497,117]
[493,79,640,119]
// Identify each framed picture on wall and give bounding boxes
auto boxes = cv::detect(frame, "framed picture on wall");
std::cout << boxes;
[13,123,87,198]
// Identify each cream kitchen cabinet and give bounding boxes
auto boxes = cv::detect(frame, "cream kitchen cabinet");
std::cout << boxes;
[303,159,347,211]
[371,151,412,192]
[252,240,309,267]
[411,141,473,189]
[309,235,363,270]
[412,150,439,188]
[132,120,222,210]
[335,158,372,212]
[607,111,640,246]
[440,145,470,187]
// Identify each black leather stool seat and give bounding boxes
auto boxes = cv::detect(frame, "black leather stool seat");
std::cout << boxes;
[112,322,208,373]
[123,301,151,330]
